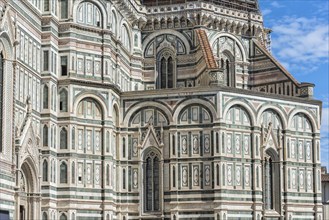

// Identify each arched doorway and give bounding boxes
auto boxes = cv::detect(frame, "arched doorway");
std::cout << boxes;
[17,159,40,220]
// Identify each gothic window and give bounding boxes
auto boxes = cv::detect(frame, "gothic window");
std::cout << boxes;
[43,84,49,109]
[44,0,49,11]
[51,0,57,16]
[60,56,68,76]
[106,164,110,186]
[43,51,49,71]
[264,149,280,213]
[71,162,75,184]
[60,128,68,149]
[60,162,68,184]
[59,89,68,112]
[59,213,67,220]
[216,164,220,186]
[43,160,48,181]
[42,212,48,220]
[122,137,126,158]
[72,127,75,149]
[112,12,117,36]
[144,151,160,212]
[77,2,102,27]
[157,51,175,89]
[122,25,131,51]
[51,85,56,111]
[222,164,225,186]
[172,166,176,188]
[106,131,110,153]
[43,125,48,147]
[122,168,126,190]
[60,0,68,19]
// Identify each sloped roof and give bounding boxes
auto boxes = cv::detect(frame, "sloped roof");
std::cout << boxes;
[196,29,218,69]
[251,39,300,86]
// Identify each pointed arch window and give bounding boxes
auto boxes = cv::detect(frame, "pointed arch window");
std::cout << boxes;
[263,149,280,213]
[71,162,75,184]
[43,125,49,147]
[60,127,68,149]
[144,151,160,212]
[157,51,175,89]
[59,89,68,112]
[43,160,48,181]
[60,162,68,184]
[59,213,67,220]
[43,85,49,109]
[42,212,48,220]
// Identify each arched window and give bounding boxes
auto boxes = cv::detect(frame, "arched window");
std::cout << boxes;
[157,52,175,89]
[77,2,102,27]
[144,150,160,212]
[122,137,126,158]
[122,25,131,51]
[264,149,280,212]
[60,128,68,149]
[43,160,48,181]
[222,164,225,186]
[71,127,75,149]
[172,166,176,188]
[59,89,68,112]
[60,162,68,184]
[59,213,67,220]
[60,0,68,19]
[42,212,48,220]
[43,125,48,147]
[71,162,75,184]
[112,12,117,36]
[71,213,75,220]
[216,164,220,186]
[43,85,49,109]
[106,164,110,186]
[225,59,230,86]
[122,168,126,190]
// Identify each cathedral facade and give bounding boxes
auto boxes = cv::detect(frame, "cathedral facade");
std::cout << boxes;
[0,0,323,219]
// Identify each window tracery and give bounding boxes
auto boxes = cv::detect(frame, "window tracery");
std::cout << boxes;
[144,150,160,212]
[77,2,102,27]
[157,50,175,89]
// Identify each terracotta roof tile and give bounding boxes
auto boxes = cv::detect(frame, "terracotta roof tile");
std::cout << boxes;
[322,174,329,182]
[196,29,218,69]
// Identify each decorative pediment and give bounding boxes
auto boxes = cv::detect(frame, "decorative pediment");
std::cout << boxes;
[261,122,281,151]
[0,4,17,46]
[139,122,164,149]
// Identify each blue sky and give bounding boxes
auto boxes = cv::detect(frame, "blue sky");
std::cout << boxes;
[258,0,329,168]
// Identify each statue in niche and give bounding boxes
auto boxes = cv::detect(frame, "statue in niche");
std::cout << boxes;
[20,173,26,192]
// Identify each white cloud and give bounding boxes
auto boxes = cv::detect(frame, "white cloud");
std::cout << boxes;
[271,1,284,8]
[262,9,272,16]
[269,16,329,74]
